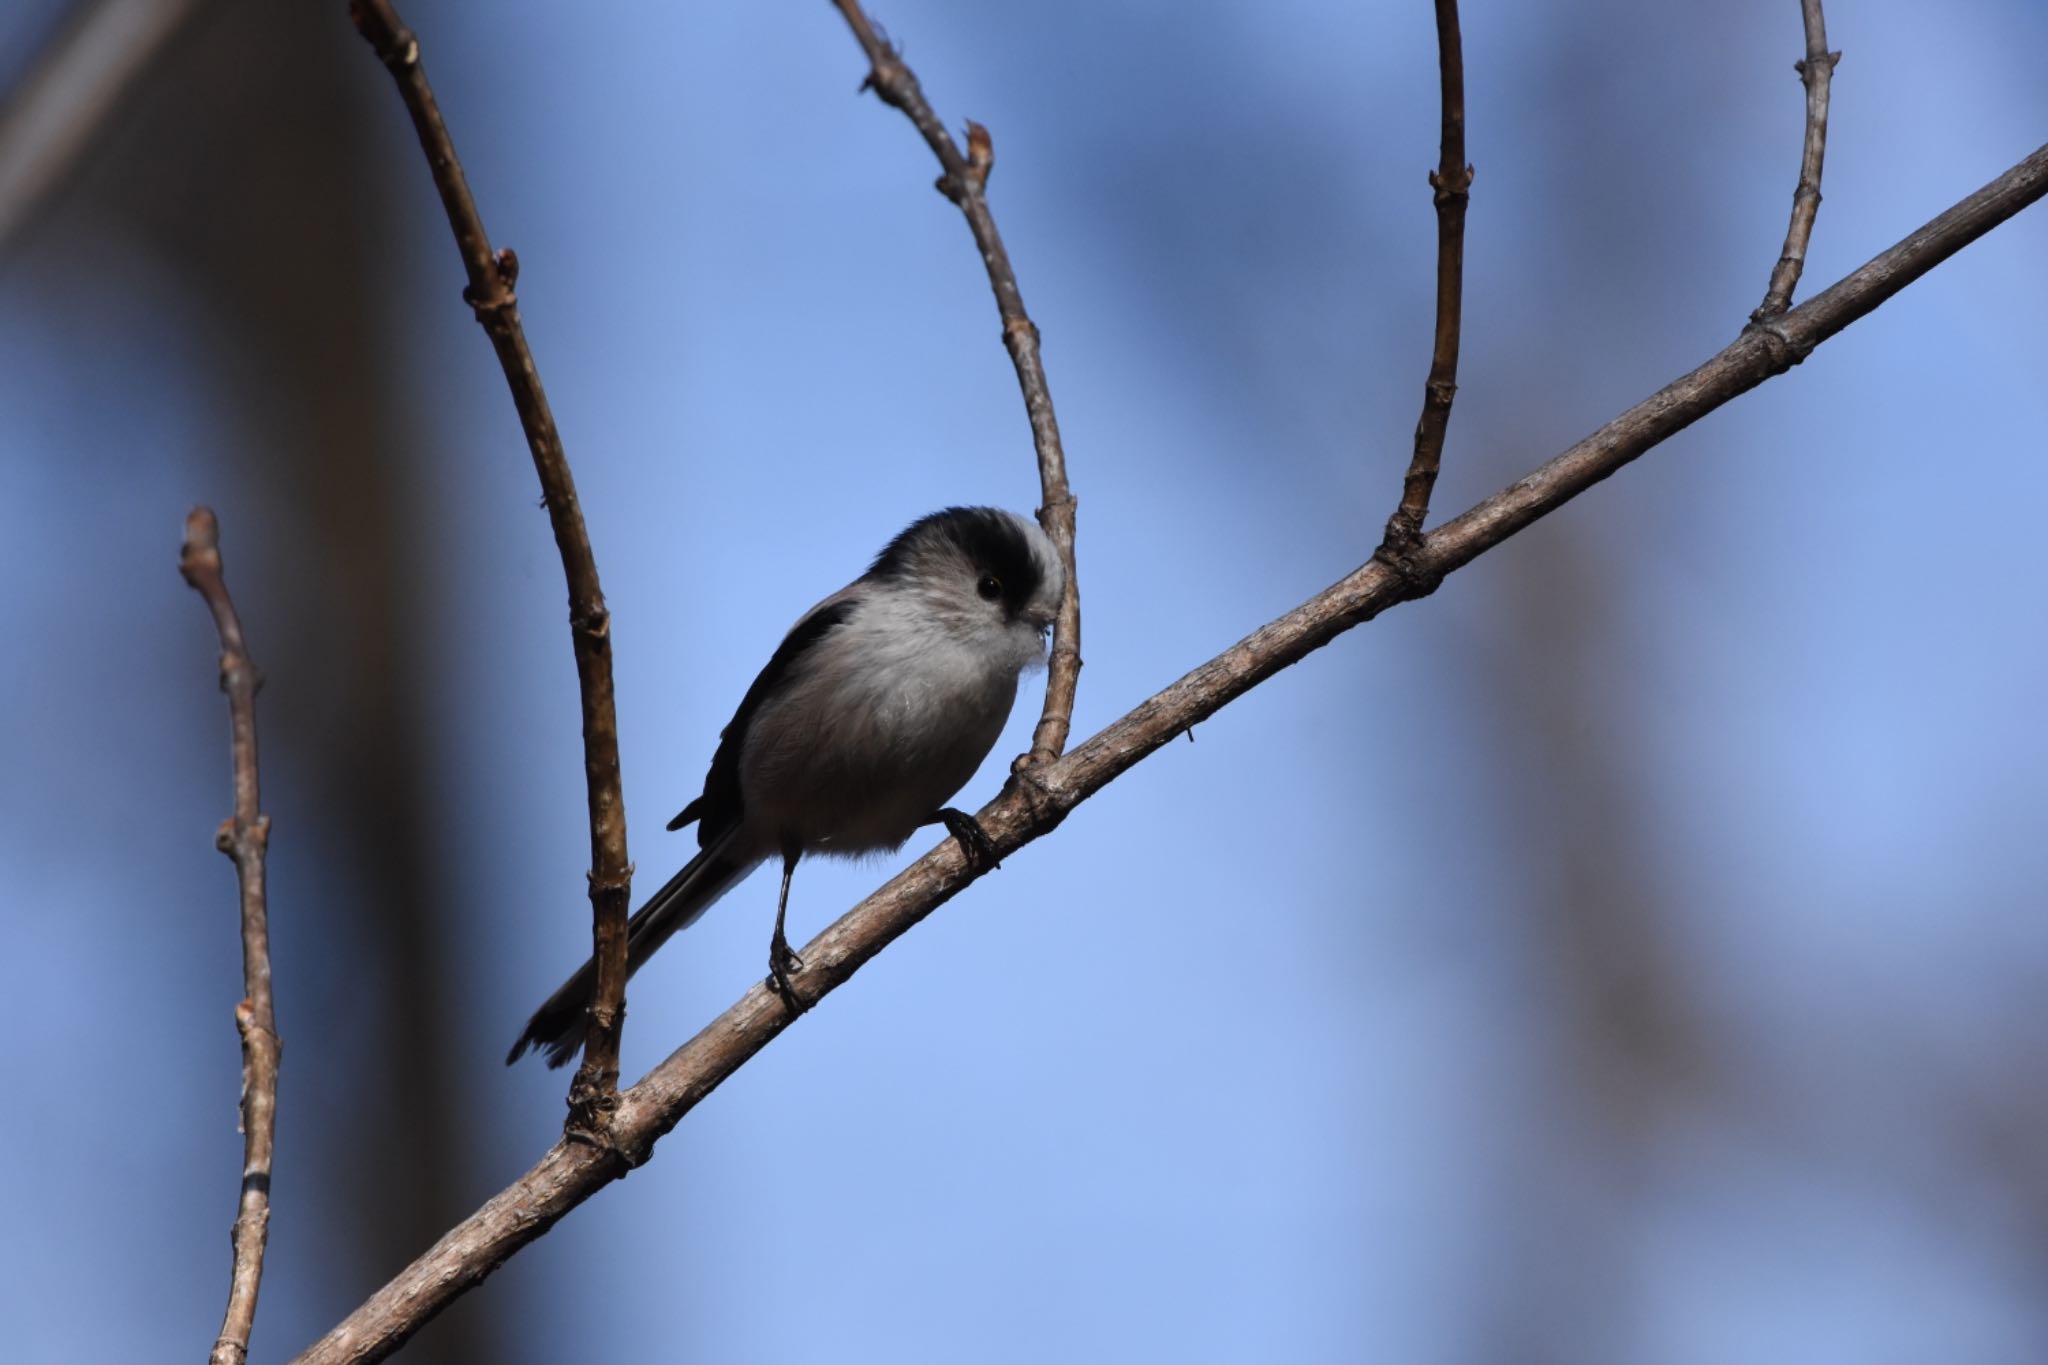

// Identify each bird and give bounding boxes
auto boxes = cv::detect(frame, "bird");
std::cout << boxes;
[508,506,1064,1067]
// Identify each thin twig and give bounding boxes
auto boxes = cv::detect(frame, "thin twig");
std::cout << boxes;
[1752,0,1839,321]
[1379,0,1473,561]
[348,0,633,1136]
[291,137,2048,1365]
[181,508,281,1365]
[831,0,1082,764]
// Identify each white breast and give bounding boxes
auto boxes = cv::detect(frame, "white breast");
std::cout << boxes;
[735,590,1032,855]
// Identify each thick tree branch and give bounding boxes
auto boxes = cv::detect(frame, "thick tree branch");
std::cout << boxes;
[1379,0,1472,563]
[1752,0,1839,321]
[291,137,2048,1365]
[348,0,633,1133]
[181,508,281,1365]
[831,0,1082,763]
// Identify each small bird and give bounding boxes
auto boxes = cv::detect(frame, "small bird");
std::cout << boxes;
[508,506,1064,1067]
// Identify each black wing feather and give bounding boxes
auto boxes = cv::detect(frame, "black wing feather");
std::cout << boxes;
[686,597,857,846]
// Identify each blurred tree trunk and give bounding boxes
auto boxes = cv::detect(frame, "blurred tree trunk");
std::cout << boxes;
[1458,10,1728,1358]
[1473,529,1717,1363]
[29,1,503,1358]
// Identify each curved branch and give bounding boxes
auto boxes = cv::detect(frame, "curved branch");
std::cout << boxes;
[290,136,2048,1365]
[1752,0,1840,321]
[348,0,634,1131]
[181,508,281,1365]
[1380,0,1473,558]
[831,0,1082,763]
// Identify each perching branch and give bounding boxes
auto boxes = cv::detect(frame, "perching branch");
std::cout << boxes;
[1379,0,1473,559]
[831,0,1082,764]
[181,508,281,1365]
[348,0,634,1134]
[1752,0,1839,321]
[291,137,2048,1365]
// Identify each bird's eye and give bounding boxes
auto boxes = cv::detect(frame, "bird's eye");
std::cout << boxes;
[976,574,1003,601]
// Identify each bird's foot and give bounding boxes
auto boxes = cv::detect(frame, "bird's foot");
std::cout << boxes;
[936,807,1002,871]
[768,937,809,1017]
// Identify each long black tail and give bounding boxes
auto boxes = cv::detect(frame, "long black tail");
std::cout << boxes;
[506,840,755,1068]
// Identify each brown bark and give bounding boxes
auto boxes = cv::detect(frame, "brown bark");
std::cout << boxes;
[349,0,635,1137]
[1753,0,1841,322]
[182,509,281,1365]
[1380,0,1473,557]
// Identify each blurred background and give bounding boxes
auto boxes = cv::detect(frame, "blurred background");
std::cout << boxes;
[4,1,2046,1361]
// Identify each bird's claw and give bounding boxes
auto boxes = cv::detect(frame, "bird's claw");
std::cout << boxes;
[937,807,1002,871]
[768,938,808,1017]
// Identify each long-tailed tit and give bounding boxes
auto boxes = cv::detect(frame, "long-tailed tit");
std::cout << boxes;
[508,506,1064,1067]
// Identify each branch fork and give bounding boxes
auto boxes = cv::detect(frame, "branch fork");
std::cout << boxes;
[1752,0,1840,322]
[1377,0,1472,554]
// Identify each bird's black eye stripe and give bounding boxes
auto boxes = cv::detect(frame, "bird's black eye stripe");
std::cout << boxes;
[977,574,1003,601]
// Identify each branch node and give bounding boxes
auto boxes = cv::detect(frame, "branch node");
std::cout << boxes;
[348,1,418,71]
[461,281,517,318]
[571,599,611,639]
[565,1048,625,1149]
[996,759,1070,843]
[1003,752,1052,799]
[1794,50,1843,80]
[963,119,994,191]
[1428,163,1474,205]
[1742,314,1807,372]
[853,37,912,114]
[562,1098,623,1152]
[586,864,635,897]
[1370,535,1445,601]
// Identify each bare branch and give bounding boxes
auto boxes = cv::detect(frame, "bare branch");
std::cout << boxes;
[1752,0,1840,321]
[347,0,634,1134]
[831,1,1082,764]
[290,137,2048,1365]
[1379,0,1473,561]
[181,508,281,1365]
